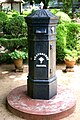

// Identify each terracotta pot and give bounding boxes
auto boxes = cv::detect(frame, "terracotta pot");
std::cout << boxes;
[13,58,23,69]
[64,59,76,68]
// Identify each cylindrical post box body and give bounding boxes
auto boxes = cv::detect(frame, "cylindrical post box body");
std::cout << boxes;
[26,9,58,99]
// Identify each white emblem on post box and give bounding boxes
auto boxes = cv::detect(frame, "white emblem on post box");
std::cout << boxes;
[51,27,55,33]
[34,53,49,67]
[39,57,44,64]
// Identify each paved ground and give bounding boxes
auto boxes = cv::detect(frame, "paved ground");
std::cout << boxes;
[0,64,80,120]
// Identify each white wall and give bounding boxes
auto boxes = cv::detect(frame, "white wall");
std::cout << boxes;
[2,3,22,12]
[2,3,11,10]
[12,3,20,12]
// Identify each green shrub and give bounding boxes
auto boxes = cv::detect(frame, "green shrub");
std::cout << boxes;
[9,50,28,60]
[5,15,27,37]
[0,11,9,33]
[0,52,11,64]
[7,10,20,19]
[0,37,28,52]
[0,11,28,64]
[50,9,59,15]
[62,0,72,15]
[0,11,8,23]
[66,23,80,61]
[0,20,3,32]
[0,37,28,64]
[56,23,67,63]
[22,10,32,16]
[56,22,80,63]
[56,11,71,23]
[65,23,80,50]
[64,48,78,61]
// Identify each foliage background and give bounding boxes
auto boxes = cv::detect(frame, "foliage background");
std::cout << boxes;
[0,11,28,64]
[0,9,80,64]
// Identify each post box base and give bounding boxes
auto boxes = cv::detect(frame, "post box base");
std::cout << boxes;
[27,76,57,99]
[6,85,76,120]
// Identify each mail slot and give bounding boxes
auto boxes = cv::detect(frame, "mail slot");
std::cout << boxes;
[36,27,47,33]
[26,9,58,99]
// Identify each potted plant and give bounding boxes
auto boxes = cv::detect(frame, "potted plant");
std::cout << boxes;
[9,50,28,71]
[64,49,78,68]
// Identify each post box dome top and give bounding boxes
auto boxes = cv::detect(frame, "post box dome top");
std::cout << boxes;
[26,9,59,24]
[27,9,58,19]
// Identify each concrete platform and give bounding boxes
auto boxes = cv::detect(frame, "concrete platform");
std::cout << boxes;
[7,85,76,120]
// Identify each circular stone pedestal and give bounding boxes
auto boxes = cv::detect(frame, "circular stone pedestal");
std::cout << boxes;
[7,85,76,120]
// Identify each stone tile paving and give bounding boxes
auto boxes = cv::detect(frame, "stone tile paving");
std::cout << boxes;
[57,64,80,120]
[0,64,80,120]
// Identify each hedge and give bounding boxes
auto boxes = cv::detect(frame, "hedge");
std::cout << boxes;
[0,37,28,64]
[56,22,80,63]
[0,37,28,51]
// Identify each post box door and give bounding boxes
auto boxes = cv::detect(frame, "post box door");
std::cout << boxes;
[28,41,49,80]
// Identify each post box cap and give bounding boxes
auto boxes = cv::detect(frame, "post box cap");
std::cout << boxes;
[27,9,58,19]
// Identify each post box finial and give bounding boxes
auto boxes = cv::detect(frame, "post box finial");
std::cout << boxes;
[40,1,44,9]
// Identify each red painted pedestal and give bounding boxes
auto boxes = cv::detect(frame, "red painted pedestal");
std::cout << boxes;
[6,85,76,120]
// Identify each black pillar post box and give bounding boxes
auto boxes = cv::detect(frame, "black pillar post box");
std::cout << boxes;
[26,9,58,100]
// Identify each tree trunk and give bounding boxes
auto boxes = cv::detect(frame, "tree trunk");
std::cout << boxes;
[42,0,48,9]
